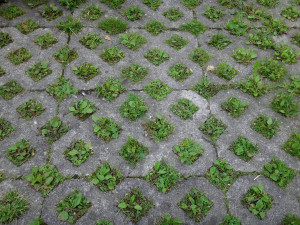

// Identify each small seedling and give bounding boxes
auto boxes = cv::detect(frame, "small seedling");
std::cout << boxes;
[96,219,113,225]
[6,139,36,166]
[165,34,188,50]
[271,92,298,117]
[203,5,224,22]
[100,0,125,9]
[240,75,268,97]
[81,4,103,20]
[92,115,122,142]
[69,99,97,121]
[273,43,299,64]
[257,0,278,8]
[56,16,82,35]
[199,115,227,142]
[46,76,78,101]
[173,138,203,165]
[281,214,300,225]
[100,46,125,65]
[214,62,238,81]
[178,188,213,222]
[146,161,181,193]
[118,188,153,223]
[208,34,232,50]
[144,48,169,66]
[120,94,148,121]
[179,20,208,36]
[251,115,279,139]
[59,0,86,11]
[163,8,184,21]
[232,48,257,65]
[221,97,248,118]
[156,213,183,225]
[121,64,149,83]
[144,80,172,100]
[79,33,104,50]
[263,18,289,35]
[0,67,5,77]
[170,98,199,120]
[0,4,26,20]
[28,218,47,225]
[168,63,192,82]
[120,136,149,167]
[40,117,69,143]
[292,33,300,47]
[98,18,127,35]
[221,214,242,225]
[0,191,29,223]
[181,0,202,9]
[192,76,219,100]
[246,29,274,50]
[17,99,45,120]
[72,63,100,82]
[25,163,64,196]
[143,20,166,36]
[34,33,58,49]
[40,4,62,21]
[144,114,175,142]
[143,0,162,10]
[229,136,259,162]
[16,19,40,34]
[257,58,287,81]
[64,140,93,166]
[122,6,144,21]
[26,61,52,82]
[56,189,91,224]
[0,80,24,100]
[225,16,249,36]
[283,132,300,159]
[189,47,212,67]
[95,78,126,101]
[0,118,14,141]
[8,47,32,65]
[53,46,78,67]
[0,32,13,48]
[119,32,147,50]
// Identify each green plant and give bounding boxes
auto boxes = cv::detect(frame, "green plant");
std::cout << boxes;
[214,62,238,81]
[170,98,199,120]
[283,132,300,159]
[16,19,40,34]
[118,188,153,223]
[28,217,47,225]
[220,214,242,225]
[98,18,127,35]
[40,4,62,21]
[0,4,26,19]
[72,63,100,82]
[178,188,213,222]
[284,74,300,96]
[0,191,29,223]
[199,115,227,142]
[26,61,52,82]
[143,0,162,10]
[144,80,172,100]
[225,16,249,36]
[168,63,192,82]
[7,47,32,65]
[69,99,97,121]
[122,6,144,21]
[121,64,149,83]
[263,18,289,35]
[120,94,148,121]
[17,99,45,120]
[95,78,126,101]
[293,0,300,4]
[179,20,208,36]
[56,16,82,34]
[165,34,188,50]
[181,0,202,9]
[92,115,122,143]
[192,76,219,100]
[163,8,184,21]
[221,97,248,118]
[240,75,268,97]
[0,171,6,183]
[229,136,259,162]
[53,46,78,67]
[56,189,91,224]
[263,157,296,189]
[119,32,147,50]
[46,76,78,101]
[120,137,149,167]
[79,33,104,50]
[271,92,298,117]
[0,67,5,77]
[0,118,14,141]
[34,33,58,49]
[189,47,212,67]
[99,0,125,9]
[146,161,181,193]
[246,30,274,50]
[257,0,278,8]
[144,114,175,142]
[203,5,224,22]
[281,4,300,21]
[6,139,35,166]
[40,117,69,143]
[156,213,182,225]
[81,4,103,20]
[173,138,203,165]
[100,46,125,65]
[59,0,86,11]
[0,80,24,100]
[143,20,166,36]
[64,140,93,166]
[218,0,238,8]
[144,48,169,66]
[257,59,287,81]
[208,34,232,50]
[96,218,113,225]
[235,2,268,22]
[292,33,300,47]
[232,48,257,65]
[281,214,300,225]
[273,43,299,64]
[251,115,279,139]
[0,32,13,48]
[25,163,64,196]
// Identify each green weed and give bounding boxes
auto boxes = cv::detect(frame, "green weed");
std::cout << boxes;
[17,99,45,120]
[6,139,35,166]
[79,33,104,50]
[0,32,13,48]
[203,5,224,22]
[214,62,238,81]
[273,43,299,64]
[225,16,249,36]
[163,8,184,21]
[26,61,52,82]
[281,214,300,225]
[0,118,14,141]
[46,76,78,101]
[40,117,69,143]
[95,78,126,101]
[257,59,287,81]
[281,4,300,21]
[181,0,202,9]
[7,47,32,65]
[156,213,183,225]
[24,0,48,8]
[179,20,208,36]
[173,138,203,165]
[144,80,172,100]
[143,20,166,36]
[16,19,40,34]
[81,4,103,20]
[69,99,97,121]
[229,136,259,161]
[168,63,192,82]
[283,75,300,96]
[220,214,242,225]
[120,94,148,121]
[192,76,219,100]
[122,6,144,21]
[34,33,58,49]
[56,16,82,35]
[240,75,268,97]
[221,97,248,118]
[72,63,100,82]
[263,18,289,35]
[96,219,113,225]
[208,34,232,50]
[0,80,24,100]
[98,18,127,35]
[0,4,26,20]
[100,46,125,65]
[144,48,169,66]
[251,115,279,139]
[40,4,62,21]
[28,217,47,225]
[59,0,86,11]
[100,0,125,9]
[119,32,147,50]
[246,30,274,50]
[292,33,300,47]
[283,132,300,159]
[170,98,199,120]
[121,64,149,83]
[0,67,5,77]
[232,47,257,65]
[199,115,227,142]
[143,0,162,10]
[53,46,78,67]
[257,0,278,8]
[64,140,93,166]
[189,47,212,67]
[165,34,188,50]
[271,92,298,117]
[218,0,238,8]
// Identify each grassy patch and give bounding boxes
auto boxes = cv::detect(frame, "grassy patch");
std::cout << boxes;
[28,218,47,225]
[120,94,148,121]
[0,118,14,141]
[7,47,32,65]
[56,16,82,35]
[26,61,52,82]
[46,76,78,101]
[232,47,257,65]
[6,139,36,166]
[203,5,224,22]
[96,219,113,225]
[257,0,278,8]
[40,117,69,143]
[251,115,279,139]
[0,32,13,48]
[16,19,40,34]
[273,43,299,64]
[119,32,147,50]
[0,171,6,183]
[220,214,242,225]
[229,136,259,162]
[170,98,198,120]
[263,18,289,35]
[283,132,300,159]
[165,34,188,50]
[225,16,249,36]
[100,0,125,9]
[292,33,300,47]
[17,99,45,120]
[214,62,238,81]
[163,8,184,21]
[192,76,219,100]
[144,20,166,36]
[53,46,78,67]
[143,0,162,10]
[257,59,287,81]
[199,115,227,142]
[144,80,172,100]
[240,75,268,97]
[122,6,144,21]
[181,0,202,9]
[0,4,26,20]
[0,80,24,100]
[221,97,248,118]
[40,4,62,21]
[98,18,127,35]
[271,92,298,117]
[144,48,169,66]
[95,78,126,101]
[79,33,104,50]
[100,46,125,65]
[246,30,274,50]
[0,67,5,77]
[144,114,175,142]
[281,214,300,225]
[168,63,192,82]
[218,0,239,8]
[283,75,300,96]
[59,0,86,11]
[69,99,97,121]
[72,63,100,82]
[179,20,207,36]
[156,213,182,225]
[64,140,93,166]
[121,64,149,83]
[189,47,212,67]
[208,34,231,50]
[173,138,203,165]
[81,4,103,20]
[34,33,58,49]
